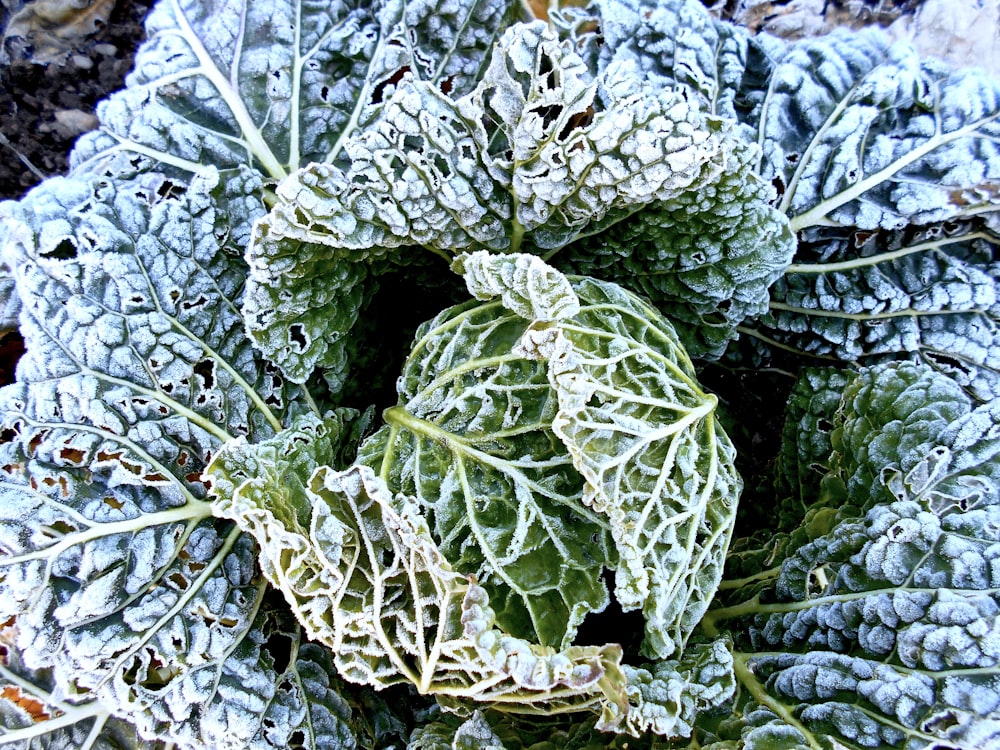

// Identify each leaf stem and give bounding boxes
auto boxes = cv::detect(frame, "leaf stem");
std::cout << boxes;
[731,652,825,750]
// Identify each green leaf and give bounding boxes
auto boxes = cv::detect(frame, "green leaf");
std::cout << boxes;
[407,711,508,750]
[360,254,740,660]
[708,362,1000,750]
[0,167,356,749]
[0,627,165,750]
[750,29,1000,232]
[752,222,1000,400]
[242,19,737,387]
[558,138,795,359]
[71,0,524,180]
[211,459,630,721]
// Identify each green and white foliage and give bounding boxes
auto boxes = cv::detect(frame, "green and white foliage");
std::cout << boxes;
[0,628,167,750]
[361,252,740,658]
[243,10,794,389]
[742,27,1000,395]
[70,0,524,180]
[707,361,1000,749]
[0,167,359,749]
[210,253,740,736]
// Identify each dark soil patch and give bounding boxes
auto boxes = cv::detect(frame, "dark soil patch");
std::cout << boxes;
[0,0,153,201]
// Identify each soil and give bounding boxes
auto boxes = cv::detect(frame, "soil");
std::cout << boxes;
[0,0,153,201]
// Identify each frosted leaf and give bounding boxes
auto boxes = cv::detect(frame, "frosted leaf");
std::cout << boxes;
[0,165,351,748]
[759,222,1000,399]
[358,262,739,660]
[70,0,522,180]
[711,361,1000,749]
[453,251,580,322]
[211,457,631,723]
[244,20,755,385]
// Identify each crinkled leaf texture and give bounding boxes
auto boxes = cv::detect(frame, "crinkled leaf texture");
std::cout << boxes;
[242,17,777,388]
[212,454,631,727]
[0,624,165,750]
[742,26,1000,395]
[0,167,359,749]
[358,252,741,659]
[70,0,522,180]
[751,29,1000,232]
[759,220,1000,401]
[708,362,1000,749]
[556,0,795,359]
[404,638,736,746]
[212,254,739,736]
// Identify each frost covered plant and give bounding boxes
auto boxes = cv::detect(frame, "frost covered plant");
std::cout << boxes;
[0,0,999,747]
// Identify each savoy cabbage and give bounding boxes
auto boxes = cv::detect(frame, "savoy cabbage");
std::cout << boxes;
[0,0,998,748]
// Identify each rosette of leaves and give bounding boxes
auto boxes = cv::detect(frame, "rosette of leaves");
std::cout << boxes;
[209,253,741,739]
[705,361,1000,749]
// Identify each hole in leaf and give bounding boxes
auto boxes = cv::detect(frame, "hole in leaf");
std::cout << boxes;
[538,51,558,90]
[264,632,293,674]
[168,572,188,589]
[320,85,329,101]
[440,75,455,95]
[924,351,971,376]
[41,239,77,260]
[156,180,185,200]
[403,134,424,153]
[923,711,959,734]
[531,103,563,130]
[432,153,450,178]
[58,447,85,464]
[140,648,178,690]
[181,294,210,312]
[574,570,645,662]
[193,358,215,389]
[557,106,594,141]
[1,686,52,722]
[371,66,411,104]
[103,495,124,510]
[289,324,307,351]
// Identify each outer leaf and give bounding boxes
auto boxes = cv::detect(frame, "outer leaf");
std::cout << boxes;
[559,138,795,359]
[708,362,1000,749]
[550,0,796,359]
[211,460,630,723]
[0,263,18,331]
[771,367,855,531]
[0,167,358,749]
[831,360,973,515]
[751,29,1000,232]
[737,28,1000,390]
[0,623,163,750]
[754,222,1000,400]
[242,20,736,386]
[593,0,750,121]
[70,0,522,180]
[618,638,736,738]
